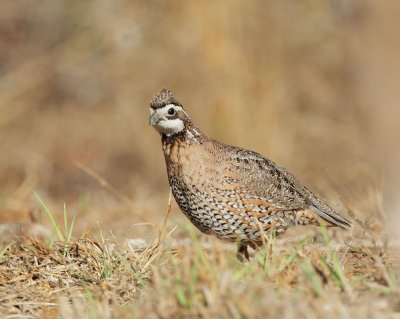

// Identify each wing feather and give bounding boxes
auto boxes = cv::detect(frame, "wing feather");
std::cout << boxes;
[215,143,352,228]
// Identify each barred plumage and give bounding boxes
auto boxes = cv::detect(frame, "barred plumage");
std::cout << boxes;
[149,89,351,259]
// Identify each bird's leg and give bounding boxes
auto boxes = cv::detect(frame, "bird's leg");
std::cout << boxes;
[237,240,250,262]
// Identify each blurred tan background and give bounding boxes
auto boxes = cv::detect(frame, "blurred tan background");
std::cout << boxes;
[0,0,399,240]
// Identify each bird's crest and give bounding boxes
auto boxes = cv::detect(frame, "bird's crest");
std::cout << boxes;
[150,89,182,109]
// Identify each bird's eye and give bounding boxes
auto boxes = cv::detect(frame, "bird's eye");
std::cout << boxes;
[168,108,176,115]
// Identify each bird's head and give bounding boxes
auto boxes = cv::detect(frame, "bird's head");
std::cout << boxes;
[149,89,190,136]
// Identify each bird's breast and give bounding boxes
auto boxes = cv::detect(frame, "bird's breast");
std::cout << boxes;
[164,142,210,181]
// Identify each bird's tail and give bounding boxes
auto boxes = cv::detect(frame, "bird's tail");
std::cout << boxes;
[310,199,352,229]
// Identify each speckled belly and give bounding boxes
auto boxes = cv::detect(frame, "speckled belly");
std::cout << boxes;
[169,175,258,242]
[169,176,216,235]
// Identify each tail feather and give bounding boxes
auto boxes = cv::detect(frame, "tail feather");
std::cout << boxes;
[299,184,352,229]
[310,202,352,229]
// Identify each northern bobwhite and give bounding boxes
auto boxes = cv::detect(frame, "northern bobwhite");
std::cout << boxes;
[149,89,351,259]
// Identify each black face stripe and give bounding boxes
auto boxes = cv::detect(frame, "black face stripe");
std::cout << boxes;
[166,115,178,120]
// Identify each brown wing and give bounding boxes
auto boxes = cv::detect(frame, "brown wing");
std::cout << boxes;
[216,144,351,229]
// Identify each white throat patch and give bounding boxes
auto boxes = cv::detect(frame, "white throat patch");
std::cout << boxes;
[150,104,185,136]
[156,118,184,136]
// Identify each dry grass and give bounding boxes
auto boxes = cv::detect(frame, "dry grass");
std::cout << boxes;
[1,1,400,318]
[0,211,399,318]
[0,237,156,317]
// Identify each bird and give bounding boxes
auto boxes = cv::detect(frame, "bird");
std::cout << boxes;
[149,89,351,260]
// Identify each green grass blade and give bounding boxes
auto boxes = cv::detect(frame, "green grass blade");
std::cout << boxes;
[301,261,323,297]
[320,256,344,289]
[114,250,146,288]
[176,287,187,307]
[67,215,76,243]
[34,191,64,241]
[331,253,347,286]
[278,249,297,272]
[0,241,15,261]
[63,202,68,237]
[319,224,330,245]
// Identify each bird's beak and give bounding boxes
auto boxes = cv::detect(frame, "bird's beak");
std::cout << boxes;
[149,112,160,126]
